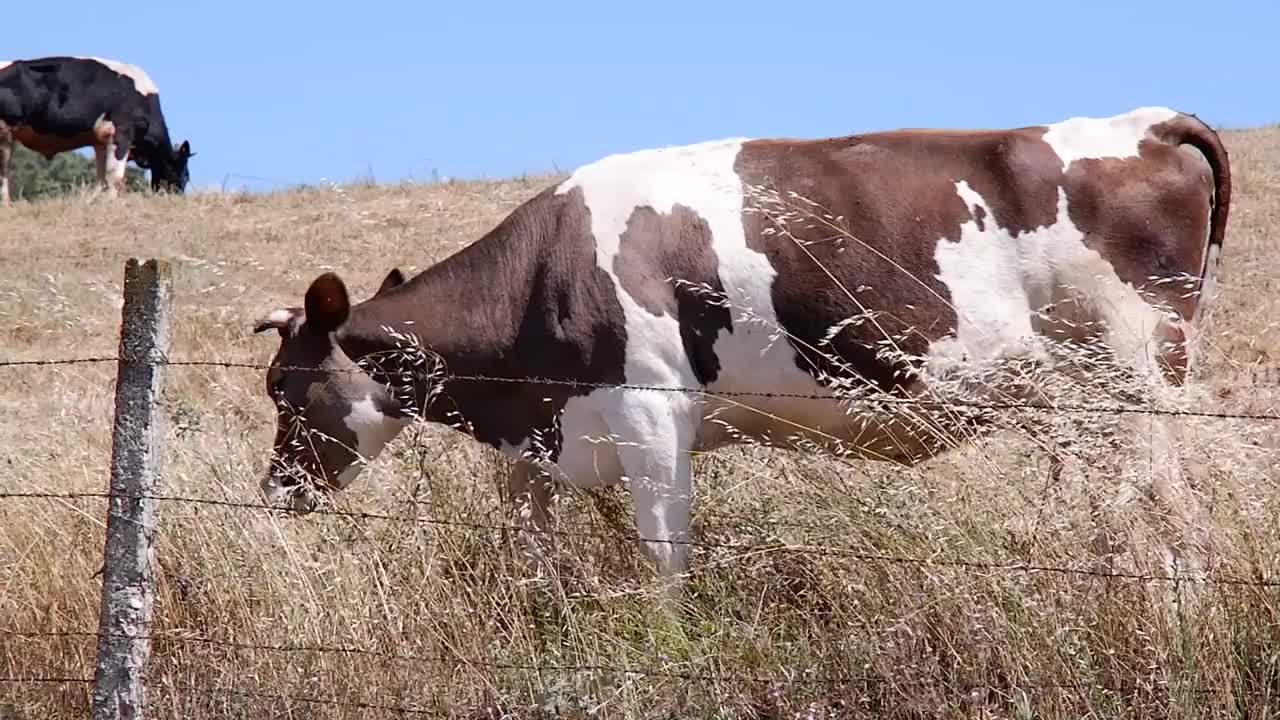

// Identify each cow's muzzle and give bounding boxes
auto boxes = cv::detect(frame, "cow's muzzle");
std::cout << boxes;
[260,468,325,514]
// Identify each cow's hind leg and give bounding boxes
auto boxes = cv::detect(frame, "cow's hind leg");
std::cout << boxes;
[1073,388,1207,586]
[0,120,12,205]
[93,142,109,196]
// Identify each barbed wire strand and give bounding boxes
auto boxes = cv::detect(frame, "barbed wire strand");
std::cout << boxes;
[1,629,870,688]
[0,676,92,684]
[2,355,1279,422]
[0,672,447,716]
[167,683,447,716]
[5,631,1265,700]
[0,673,1132,717]
[3,489,1277,589]
[0,630,1156,696]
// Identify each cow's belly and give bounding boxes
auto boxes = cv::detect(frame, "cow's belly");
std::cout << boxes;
[694,325,971,463]
[12,117,115,158]
[13,126,96,156]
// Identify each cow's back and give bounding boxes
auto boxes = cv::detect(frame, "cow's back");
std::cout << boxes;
[0,57,154,133]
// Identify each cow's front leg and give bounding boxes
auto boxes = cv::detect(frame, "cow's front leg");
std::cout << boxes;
[92,118,128,197]
[1137,413,1208,580]
[610,396,697,582]
[507,458,555,558]
[106,144,130,195]
[506,456,594,590]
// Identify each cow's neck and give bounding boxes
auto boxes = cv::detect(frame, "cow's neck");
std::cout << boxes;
[335,222,536,425]
[134,97,171,156]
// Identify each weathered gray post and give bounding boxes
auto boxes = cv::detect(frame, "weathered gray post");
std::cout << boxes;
[92,258,173,720]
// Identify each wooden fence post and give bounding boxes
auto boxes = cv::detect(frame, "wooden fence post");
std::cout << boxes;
[92,258,173,720]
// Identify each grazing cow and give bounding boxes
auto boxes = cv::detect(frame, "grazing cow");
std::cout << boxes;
[254,107,1229,579]
[0,56,194,205]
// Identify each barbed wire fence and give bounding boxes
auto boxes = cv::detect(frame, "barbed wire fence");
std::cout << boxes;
[3,257,1280,718]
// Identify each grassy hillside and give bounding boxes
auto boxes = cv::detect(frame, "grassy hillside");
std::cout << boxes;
[2,127,1280,719]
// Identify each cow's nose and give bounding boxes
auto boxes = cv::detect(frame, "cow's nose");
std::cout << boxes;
[289,491,319,514]
[260,472,299,507]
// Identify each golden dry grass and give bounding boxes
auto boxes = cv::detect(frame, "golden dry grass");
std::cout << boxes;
[2,126,1280,719]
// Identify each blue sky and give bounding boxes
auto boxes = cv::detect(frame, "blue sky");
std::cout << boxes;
[9,1,1278,192]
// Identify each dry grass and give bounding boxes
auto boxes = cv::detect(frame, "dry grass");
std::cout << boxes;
[2,127,1280,719]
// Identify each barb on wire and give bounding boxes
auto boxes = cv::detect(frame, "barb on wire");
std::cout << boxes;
[4,490,1278,589]
[2,355,1279,422]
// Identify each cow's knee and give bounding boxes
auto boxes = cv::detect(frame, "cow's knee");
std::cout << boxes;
[92,116,116,146]
[507,460,554,532]
[506,459,576,578]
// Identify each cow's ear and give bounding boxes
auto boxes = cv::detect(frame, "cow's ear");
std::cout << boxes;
[177,140,193,158]
[253,307,301,337]
[375,267,406,297]
[304,273,350,334]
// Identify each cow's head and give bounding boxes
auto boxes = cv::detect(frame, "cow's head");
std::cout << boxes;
[148,140,194,194]
[253,269,412,513]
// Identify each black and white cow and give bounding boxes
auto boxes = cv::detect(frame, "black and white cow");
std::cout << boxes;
[254,107,1230,579]
[0,56,193,204]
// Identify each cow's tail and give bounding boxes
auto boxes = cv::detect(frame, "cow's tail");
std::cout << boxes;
[1152,112,1232,380]
[1154,112,1232,291]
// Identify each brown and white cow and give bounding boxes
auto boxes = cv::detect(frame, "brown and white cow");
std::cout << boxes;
[254,107,1229,579]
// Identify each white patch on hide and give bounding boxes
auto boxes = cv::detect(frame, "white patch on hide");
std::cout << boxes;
[79,56,160,96]
[556,137,749,390]
[335,395,409,488]
[1041,106,1178,168]
[929,180,1170,381]
[267,308,298,328]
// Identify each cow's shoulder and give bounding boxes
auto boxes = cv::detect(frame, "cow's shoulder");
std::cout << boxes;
[551,137,752,270]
